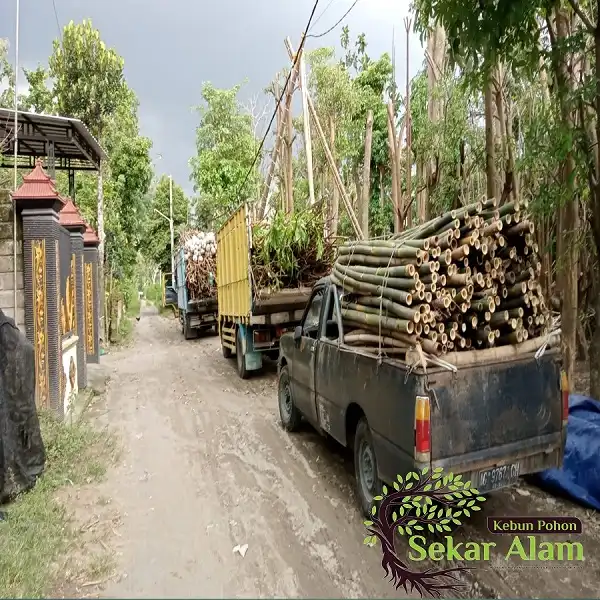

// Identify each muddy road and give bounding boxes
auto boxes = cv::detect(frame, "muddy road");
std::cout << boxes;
[85,307,599,598]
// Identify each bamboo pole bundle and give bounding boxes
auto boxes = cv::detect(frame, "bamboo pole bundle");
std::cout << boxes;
[331,198,557,362]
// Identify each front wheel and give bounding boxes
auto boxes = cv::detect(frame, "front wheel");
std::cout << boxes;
[278,366,302,431]
[354,417,382,518]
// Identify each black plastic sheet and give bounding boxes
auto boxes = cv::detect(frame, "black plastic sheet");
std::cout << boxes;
[0,310,45,503]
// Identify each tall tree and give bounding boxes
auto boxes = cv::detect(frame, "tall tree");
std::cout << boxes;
[189,82,260,230]
[48,19,128,336]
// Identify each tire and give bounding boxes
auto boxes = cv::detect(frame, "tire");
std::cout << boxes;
[278,366,301,431]
[221,325,233,359]
[183,315,197,340]
[354,417,382,518]
[236,328,250,379]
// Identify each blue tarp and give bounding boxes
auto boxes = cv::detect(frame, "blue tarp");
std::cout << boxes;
[533,394,600,511]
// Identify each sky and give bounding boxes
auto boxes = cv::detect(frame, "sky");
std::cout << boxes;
[0,0,424,196]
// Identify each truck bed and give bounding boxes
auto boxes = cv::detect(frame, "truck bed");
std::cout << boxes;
[252,287,313,315]
[316,339,562,489]
[424,351,562,461]
[189,297,218,313]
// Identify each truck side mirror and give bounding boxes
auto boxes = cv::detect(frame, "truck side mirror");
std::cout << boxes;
[293,325,302,345]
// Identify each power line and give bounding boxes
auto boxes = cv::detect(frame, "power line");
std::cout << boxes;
[311,0,336,30]
[52,0,63,43]
[306,0,360,39]
[231,0,321,208]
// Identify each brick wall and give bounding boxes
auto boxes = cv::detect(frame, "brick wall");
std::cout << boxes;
[0,189,24,329]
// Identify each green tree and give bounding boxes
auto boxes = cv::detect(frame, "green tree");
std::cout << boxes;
[21,66,54,114]
[48,19,129,334]
[48,20,126,138]
[0,39,15,109]
[142,175,188,273]
[189,82,261,229]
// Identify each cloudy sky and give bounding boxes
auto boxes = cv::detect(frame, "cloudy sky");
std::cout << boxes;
[0,0,424,196]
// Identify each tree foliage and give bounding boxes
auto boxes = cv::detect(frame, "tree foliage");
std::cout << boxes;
[48,20,127,137]
[142,175,189,273]
[0,39,15,110]
[189,82,260,230]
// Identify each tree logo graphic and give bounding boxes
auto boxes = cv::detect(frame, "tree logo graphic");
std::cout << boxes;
[364,467,486,597]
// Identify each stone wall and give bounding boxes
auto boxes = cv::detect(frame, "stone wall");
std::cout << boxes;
[0,189,24,329]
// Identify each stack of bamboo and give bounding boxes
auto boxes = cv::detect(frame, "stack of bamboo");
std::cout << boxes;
[179,229,217,300]
[330,198,559,363]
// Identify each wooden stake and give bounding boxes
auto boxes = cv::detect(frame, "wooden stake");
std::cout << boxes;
[404,16,413,227]
[329,115,340,236]
[296,44,315,206]
[361,110,373,239]
[285,91,294,213]
[387,102,401,232]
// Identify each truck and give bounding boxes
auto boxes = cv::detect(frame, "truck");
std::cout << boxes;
[216,205,313,379]
[173,246,218,340]
[277,276,567,516]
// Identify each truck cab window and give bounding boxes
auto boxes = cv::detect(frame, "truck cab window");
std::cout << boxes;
[303,290,323,339]
[323,287,340,340]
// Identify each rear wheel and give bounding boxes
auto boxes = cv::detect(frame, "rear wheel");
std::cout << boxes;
[236,329,250,379]
[278,366,301,431]
[221,324,233,358]
[354,417,382,518]
[183,316,197,340]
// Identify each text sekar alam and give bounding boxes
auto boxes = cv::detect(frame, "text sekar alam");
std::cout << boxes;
[408,536,584,562]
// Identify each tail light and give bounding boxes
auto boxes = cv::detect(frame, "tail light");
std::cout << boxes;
[253,330,271,344]
[415,395,431,462]
[560,370,569,424]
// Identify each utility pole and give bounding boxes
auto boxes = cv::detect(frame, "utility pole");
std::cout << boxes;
[12,0,20,321]
[169,175,174,278]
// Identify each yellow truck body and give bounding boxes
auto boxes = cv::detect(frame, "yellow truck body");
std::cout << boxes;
[216,204,313,378]
[216,203,252,323]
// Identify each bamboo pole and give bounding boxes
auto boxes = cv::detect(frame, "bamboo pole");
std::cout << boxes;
[260,45,300,211]
[361,110,374,239]
[286,38,363,239]
[297,46,315,206]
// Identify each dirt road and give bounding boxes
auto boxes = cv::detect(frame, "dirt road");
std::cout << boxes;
[85,307,599,599]
[93,306,402,598]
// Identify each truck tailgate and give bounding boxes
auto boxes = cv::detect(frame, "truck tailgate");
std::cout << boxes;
[429,353,562,463]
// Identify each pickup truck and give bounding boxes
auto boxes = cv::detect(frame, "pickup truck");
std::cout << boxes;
[277,276,567,516]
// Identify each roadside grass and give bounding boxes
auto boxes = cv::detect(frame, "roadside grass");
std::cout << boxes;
[0,411,118,598]
[144,282,162,308]
[142,282,178,318]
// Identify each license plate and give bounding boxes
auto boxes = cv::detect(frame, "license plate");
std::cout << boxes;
[477,462,520,492]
